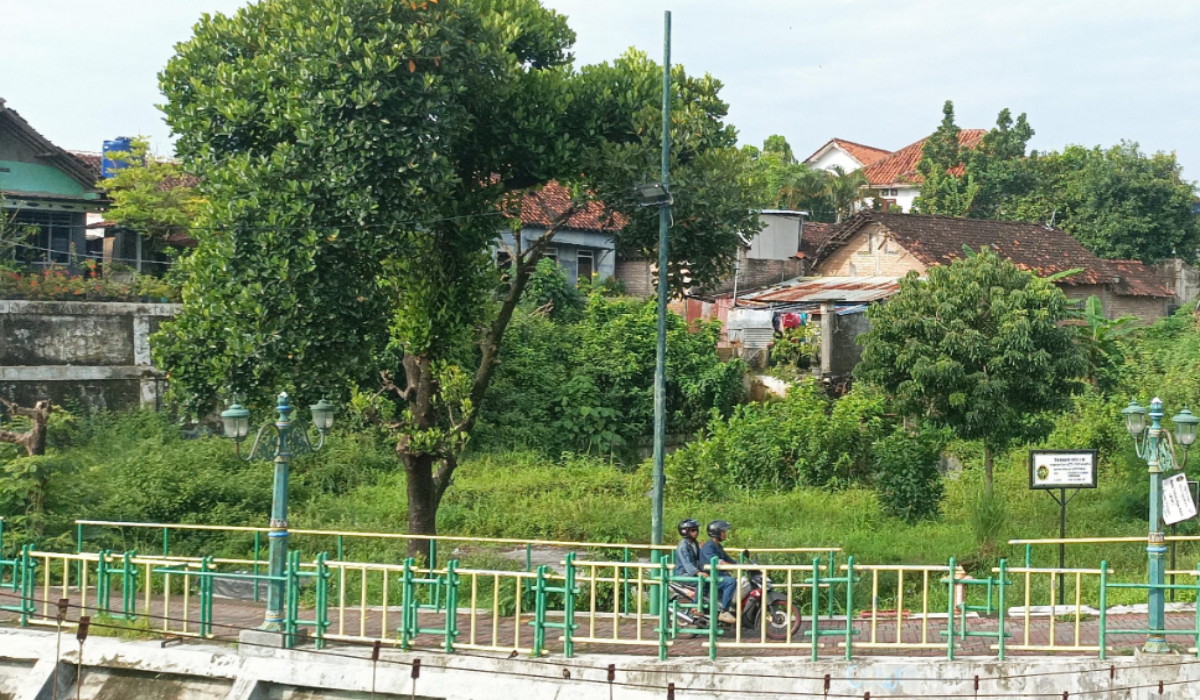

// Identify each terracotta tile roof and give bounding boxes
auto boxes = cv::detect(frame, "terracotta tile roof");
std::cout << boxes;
[803,138,892,168]
[516,180,625,233]
[796,222,834,260]
[69,151,103,179]
[861,129,987,187]
[1104,260,1174,298]
[817,212,1123,287]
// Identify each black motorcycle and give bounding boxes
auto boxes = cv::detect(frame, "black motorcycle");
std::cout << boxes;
[667,559,803,640]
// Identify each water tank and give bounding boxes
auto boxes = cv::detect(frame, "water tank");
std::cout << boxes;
[101,137,134,178]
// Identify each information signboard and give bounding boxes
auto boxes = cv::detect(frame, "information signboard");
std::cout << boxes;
[1029,450,1097,490]
[1163,473,1198,525]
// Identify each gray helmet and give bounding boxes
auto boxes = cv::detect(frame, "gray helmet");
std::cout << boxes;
[707,520,732,538]
[678,518,700,536]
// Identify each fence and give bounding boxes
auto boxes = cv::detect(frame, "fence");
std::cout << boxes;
[5,526,1200,660]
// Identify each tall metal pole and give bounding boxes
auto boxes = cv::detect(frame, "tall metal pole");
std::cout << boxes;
[650,10,671,548]
[264,391,293,631]
[1144,397,1168,653]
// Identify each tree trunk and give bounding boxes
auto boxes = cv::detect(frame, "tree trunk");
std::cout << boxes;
[983,445,994,496]
[0,399,51,456]
[404,450,442,561]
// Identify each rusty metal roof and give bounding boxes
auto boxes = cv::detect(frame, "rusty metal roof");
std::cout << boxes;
[740,276,901,304]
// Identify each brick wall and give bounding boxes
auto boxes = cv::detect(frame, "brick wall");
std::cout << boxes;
[816,223,926,278]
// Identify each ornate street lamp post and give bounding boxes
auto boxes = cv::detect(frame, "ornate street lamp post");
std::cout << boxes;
[222,392,335,632]
[1121,398,1197,653]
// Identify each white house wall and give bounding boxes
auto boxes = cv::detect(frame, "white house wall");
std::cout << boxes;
[807,147,862,174]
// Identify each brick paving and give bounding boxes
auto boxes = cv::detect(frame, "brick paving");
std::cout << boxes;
[4,587,1198,659]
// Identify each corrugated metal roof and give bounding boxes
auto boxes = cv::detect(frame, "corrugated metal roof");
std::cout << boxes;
[740,276,901,304]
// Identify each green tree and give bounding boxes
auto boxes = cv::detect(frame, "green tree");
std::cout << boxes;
[99,137,202,242]
[744,135,829,215]
[1008,143,1199,262]
[154,0,759,551]
[966,108,1035,219]
[856,250,1086,494]
[826,165,869,223]
[913,100,978,216]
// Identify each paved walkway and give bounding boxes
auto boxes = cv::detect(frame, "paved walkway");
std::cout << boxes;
[4,588,1198,659]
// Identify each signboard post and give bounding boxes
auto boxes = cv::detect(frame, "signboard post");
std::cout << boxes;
[1029,450,1098,603]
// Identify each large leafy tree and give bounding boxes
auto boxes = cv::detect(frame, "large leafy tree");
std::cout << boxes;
[154,0,757,550]
[914,101,1197,262]
[856,250,1086,493]
[912,101,978,216]
[1008,143,1199,262]
[743,135,867,222]
[914,101,1034,218]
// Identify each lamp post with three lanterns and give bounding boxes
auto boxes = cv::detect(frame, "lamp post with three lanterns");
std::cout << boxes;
[221,392,335,632]
[1120,398,1198,653]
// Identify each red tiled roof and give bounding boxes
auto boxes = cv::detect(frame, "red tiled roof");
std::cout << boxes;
[861,129,987,187]
[796,222,834,260]
[1103,260,1174,298]
[516,181,625,233]
[816,212,1129,288]
[70,151,103,179]
[803,138,892,168]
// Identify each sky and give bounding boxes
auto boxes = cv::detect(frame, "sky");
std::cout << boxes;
[3,0,1198,179]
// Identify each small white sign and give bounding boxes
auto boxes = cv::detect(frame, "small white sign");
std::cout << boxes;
[1029,451,1098,490]
[1162,473,1197,525]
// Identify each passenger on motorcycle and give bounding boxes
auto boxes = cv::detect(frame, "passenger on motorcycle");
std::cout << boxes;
[700,520,739,624]
[673,519,705,581]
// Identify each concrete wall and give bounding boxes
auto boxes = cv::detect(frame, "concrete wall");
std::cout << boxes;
[4,628,1200,700]
[818,304,872,377]
[0,299,179,410]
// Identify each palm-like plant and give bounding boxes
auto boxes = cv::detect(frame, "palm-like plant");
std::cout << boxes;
[826,166,870,222]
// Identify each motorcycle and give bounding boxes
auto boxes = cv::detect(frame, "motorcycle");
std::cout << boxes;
[667,554,803,640]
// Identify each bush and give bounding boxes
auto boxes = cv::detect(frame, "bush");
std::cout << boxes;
[665,382,893,498]
[872,428,945,523]
[475,293,745,458]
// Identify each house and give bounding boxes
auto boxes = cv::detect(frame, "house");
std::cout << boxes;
[803,130,988,213]
[858,130,987,212]
[810,211,1175,322]
[501,181,622,286]
[0,98,106,268]
[619,210,809,298]
[803,138,892,175]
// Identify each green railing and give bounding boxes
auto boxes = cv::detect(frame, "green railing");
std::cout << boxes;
[6,526,1200,660]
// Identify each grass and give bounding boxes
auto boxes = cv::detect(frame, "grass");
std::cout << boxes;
[5,408,1185,612]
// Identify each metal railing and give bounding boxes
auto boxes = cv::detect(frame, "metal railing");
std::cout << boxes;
[6,527,1200,660]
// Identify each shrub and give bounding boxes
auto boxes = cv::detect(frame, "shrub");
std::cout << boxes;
[872,428,945,523]
[665,382,894,498]
[475,293,744,458]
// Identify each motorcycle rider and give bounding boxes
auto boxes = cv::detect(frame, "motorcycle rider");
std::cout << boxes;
[699,520,738,624]
[673,519,705,581]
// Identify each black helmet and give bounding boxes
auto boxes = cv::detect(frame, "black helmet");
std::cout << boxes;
[678,518,700,536]
[707,520,732,538]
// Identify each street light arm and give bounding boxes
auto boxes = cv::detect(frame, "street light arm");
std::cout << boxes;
[240,421,326,462]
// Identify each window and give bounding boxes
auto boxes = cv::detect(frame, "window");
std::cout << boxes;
[543,247,557,263]
[577,249,594,284]
[9,209,80,266]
